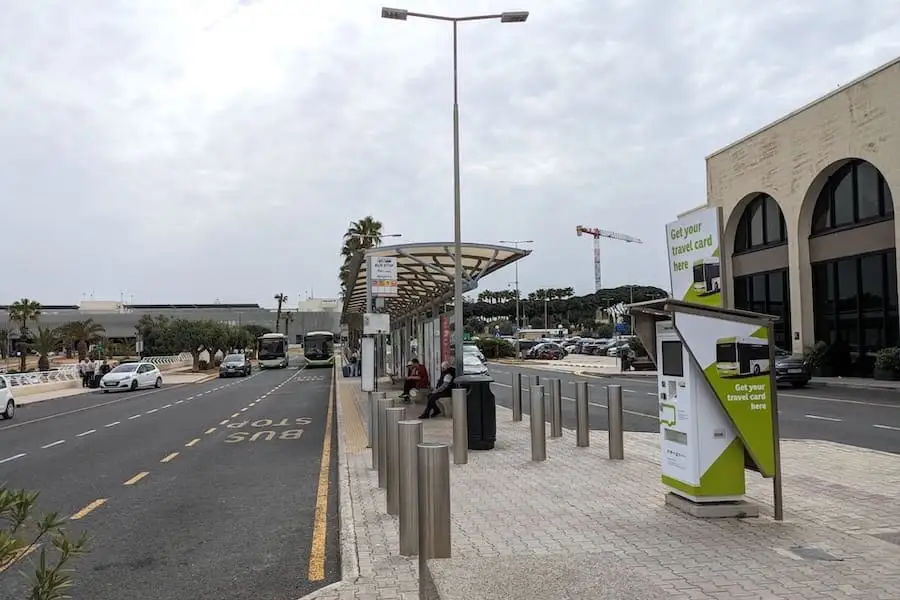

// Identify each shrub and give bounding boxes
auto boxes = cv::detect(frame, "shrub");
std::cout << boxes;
[874,347,900,372]
[475,338,515,359]
[803,341,831,368]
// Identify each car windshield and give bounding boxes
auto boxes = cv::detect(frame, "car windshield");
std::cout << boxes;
[224,355,244,363]
[775,347,792,357]
[463,346,479,353]
[111,364,138,373]
[463,354,482,364]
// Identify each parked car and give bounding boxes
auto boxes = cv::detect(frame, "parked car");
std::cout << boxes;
[0,375,15,420]
[526,342,566,360]
[606,341,631,357]
[220,353,252,377]
[463,343,485,362]
[774,348,810,388]
[100,362,162,392]
[462,353,489,375]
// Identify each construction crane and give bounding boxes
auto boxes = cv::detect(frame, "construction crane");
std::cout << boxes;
[575,225,644,292]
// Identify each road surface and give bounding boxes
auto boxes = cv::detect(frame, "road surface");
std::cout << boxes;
[487,362,900,454]
[0,364,339,599]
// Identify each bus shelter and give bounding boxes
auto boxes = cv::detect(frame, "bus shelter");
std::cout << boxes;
[341,242,531,387]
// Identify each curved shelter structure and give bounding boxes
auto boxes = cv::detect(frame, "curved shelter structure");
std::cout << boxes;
[706,56,900,376]
[341,242,531,378]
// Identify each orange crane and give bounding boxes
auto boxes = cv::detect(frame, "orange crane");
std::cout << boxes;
[575,226,643,292]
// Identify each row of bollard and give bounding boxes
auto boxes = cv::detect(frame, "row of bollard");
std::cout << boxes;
[368,391,453,575]
[511,372,625,461]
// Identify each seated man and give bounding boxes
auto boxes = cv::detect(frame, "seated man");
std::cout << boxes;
[399,358,429,401]
[420,361,456,419]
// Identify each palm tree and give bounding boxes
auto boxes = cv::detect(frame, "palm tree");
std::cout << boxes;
[0,328,7,359]
[274,293,287,333]
[59,319,106,360]
[9,298,41,371]
[33,327,60,372]
[339,216,384,298]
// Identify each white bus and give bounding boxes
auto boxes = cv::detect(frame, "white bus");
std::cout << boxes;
[715,336,770,377]
[257,333,289,369]
[693,258,722,295]
[303,331,335,368]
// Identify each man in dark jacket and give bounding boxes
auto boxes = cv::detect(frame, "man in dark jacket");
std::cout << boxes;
[419,361,455,419]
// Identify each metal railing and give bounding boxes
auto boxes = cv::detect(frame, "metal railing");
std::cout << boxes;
[1,353,192,388]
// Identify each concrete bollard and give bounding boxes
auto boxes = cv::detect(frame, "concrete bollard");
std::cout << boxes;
[452,388,468,465]
[549,378,563,438]
[608,384,624,460]
[384,407,406,515]
[398,420,423,556]
[575,381,590,447]
[376,396,393,488]
[418,442,451,585]
[530,385,546,461]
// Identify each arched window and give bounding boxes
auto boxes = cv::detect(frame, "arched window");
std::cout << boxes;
[734,194,786,253]
[811,160,894,234]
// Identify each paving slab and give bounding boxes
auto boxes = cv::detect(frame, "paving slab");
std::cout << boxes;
[303,362,900,600]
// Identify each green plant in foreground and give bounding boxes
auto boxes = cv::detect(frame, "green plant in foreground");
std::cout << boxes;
[0,486,89,599]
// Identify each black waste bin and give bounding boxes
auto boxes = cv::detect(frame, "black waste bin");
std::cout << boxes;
[90,373,102,389]
[454,374,497,450]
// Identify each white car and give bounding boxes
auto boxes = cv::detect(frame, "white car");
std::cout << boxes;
[463,344,485,362]
[462,354,489,375]
[100,362,162,392]
[0,375,15,420]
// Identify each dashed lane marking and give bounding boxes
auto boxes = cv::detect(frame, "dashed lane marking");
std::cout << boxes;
[76,429,96,437]
[162,404,173,409]
[70,498,107,520]
[231,413,240,418]
[204,427,216,435]
[806,414,841,422]
[0,544,40,573]
[124,472,149,485]
[175,400,184,404]
[146,409,158,414]
[874,424,900,431]
[128,414,141,420]
[185,438,201,447]
[105,421,120,427]
[240,407,248,412]
[41,440,65,449]
[219,419,229,425]
[0,453,27,464]
[161,452,179,463]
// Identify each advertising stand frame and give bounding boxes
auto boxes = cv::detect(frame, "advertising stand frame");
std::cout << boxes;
[628,298,783,521]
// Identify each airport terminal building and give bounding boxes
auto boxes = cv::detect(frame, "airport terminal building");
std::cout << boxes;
[707,56,900,375]
[1,299,342,344]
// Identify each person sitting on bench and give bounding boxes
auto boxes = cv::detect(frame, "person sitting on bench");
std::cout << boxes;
[399,358,429,402]
[420,361,456,419]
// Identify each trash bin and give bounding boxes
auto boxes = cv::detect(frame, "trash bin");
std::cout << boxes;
[454,374,497,451]
[91,373,102,389]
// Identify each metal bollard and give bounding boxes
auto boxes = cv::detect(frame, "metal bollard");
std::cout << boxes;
[370,391,386,468]
[511,372,523,422]
[384,407,406,515]
[452,388,468,465]
[575,381,590,447]
[549,378,563,438]
[608,384,624,460]
[376,396,393,487]
[417,442,451,581]
[530,385,546,461]
[398,420,423,556]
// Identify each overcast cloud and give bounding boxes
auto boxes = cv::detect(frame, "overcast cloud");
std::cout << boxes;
[3,0,900,308]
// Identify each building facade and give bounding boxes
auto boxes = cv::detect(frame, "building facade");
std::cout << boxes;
[706,56,900,376]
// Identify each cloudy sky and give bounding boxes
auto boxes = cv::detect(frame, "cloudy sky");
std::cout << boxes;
[3,0,900,309]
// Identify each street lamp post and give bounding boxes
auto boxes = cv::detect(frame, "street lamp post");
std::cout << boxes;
[382,6,529,375]
[544,298,549,329]
[499,239,533,360]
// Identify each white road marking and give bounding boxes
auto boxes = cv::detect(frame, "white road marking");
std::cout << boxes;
[240,407,248,412]
[0,453,26,464]
[219,419,229,425]
[146,409,158,414]
[873,424,900,431]
[76,429,96,437]
[105,421,120,428]
[128,414,141,420]
[805,414,841,422]
[162,404,173,409]
[175,400,184,404]
[41,440,65,449]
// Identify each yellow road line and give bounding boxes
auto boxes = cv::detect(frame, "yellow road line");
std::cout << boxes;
[204,427,216,435]
[70,498,107,520]
[160,452,179,463]
[185,438,200,447]
[124,471,149,486]
[308,370,335,582]
[0,543,40,573]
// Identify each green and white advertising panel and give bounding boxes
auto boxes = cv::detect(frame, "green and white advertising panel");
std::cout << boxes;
[656,312,777,503]
[666,207,723,307]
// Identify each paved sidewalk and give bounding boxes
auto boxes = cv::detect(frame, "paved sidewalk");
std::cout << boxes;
[308,369,900,599]
[16,386,91,406]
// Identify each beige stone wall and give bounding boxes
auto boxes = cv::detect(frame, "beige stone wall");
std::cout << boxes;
[705,57,900,351]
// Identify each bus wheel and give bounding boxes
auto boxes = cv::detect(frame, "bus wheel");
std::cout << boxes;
[753,364,761,375]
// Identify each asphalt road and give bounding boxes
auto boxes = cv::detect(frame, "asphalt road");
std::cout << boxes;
[486,362,900,455]
[0,364,339,599]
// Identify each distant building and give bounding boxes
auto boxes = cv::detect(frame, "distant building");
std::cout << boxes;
[297,298,341,313]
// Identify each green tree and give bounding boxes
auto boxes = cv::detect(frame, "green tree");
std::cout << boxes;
[242,324,272,340]
[170,319,223,370]
[9,298,41,372]
[0,328,7,360]
[339,216,384,297]
[0,485,89,599]
[58,320,105,360]
[32,327,60,372]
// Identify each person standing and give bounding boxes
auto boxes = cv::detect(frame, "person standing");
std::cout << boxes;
[84,359,96,388]
[78,358,89,388]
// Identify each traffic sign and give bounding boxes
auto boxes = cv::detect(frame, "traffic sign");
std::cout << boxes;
[615,323,628,334]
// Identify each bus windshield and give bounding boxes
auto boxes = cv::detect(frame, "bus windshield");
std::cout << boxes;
[692,263,705,282]
[716,342,737,363]
[304,335,333,359]
[258,338,286,359]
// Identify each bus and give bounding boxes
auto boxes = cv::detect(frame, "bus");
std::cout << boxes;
[715,336,770,377]
[692,258,721,295]
[257,333,289,369]
[303,331,335,368]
